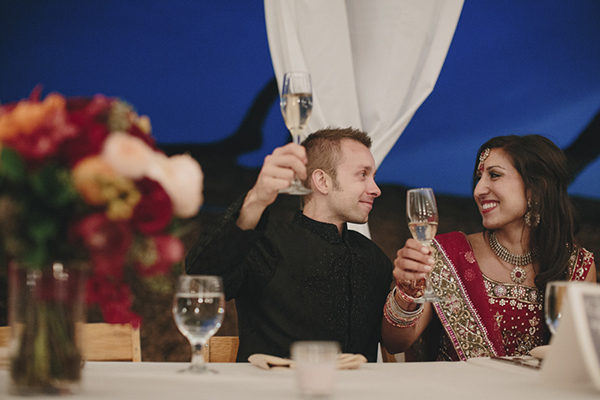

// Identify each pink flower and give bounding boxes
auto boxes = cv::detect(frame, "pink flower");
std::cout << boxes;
[101,131,155,179]
[134,235,184,277]
[147,153,204,218]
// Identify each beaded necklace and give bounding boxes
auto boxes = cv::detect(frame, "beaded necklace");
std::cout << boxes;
[489,231,536,284]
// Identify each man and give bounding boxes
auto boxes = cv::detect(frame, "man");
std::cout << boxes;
[185,127,393,362]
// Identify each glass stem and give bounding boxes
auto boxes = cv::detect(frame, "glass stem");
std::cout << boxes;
[423,275,435,296]
[423,241,435,295]
[190,342,206,371]
[291,129,302,144]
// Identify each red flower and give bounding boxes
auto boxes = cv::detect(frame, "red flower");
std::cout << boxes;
[0,93,78,166]
[86,275,141,327]
[71,212,132,279]
[132,178,173,234]
[59,95,112,166]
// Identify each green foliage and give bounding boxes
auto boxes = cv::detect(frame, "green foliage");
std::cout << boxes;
[0,147,27,183]
[0,150,81,270]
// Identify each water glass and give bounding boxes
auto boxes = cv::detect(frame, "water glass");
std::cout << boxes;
[545,281,569,336]
[291,341,340,397]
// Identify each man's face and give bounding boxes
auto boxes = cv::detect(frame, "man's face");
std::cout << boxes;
[325,139,381,225]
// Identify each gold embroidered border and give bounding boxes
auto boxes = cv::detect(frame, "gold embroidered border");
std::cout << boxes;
[483,276,541,304]
[431,239,499,360]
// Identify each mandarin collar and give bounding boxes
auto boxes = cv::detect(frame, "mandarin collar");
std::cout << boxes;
[292,211,347,244]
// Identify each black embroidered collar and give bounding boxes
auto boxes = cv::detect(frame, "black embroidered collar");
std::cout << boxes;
[292,211,347,244]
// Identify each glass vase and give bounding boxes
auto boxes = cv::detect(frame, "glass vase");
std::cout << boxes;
[8,262,86,396]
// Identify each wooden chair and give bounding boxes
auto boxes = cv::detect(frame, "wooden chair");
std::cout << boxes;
[380,343,399,362]
[0,323,141,362]
[83,323,141,362]
[0,326,9,347]
[205,336,239,362]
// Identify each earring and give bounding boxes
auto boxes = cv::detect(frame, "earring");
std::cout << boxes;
[525,198,540,227]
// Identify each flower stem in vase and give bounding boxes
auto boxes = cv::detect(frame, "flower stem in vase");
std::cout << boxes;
[9,268,84,395]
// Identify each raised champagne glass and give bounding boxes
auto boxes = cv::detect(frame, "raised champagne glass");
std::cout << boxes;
[279,71,313,195]
[406,188,446,303]
[173,275,225,373]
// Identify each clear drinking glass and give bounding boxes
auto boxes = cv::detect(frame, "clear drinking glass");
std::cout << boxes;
[291,341,340,397]
[545,281,569,336]
[279,71,313,195]
[406,188,446,303]
[172,275,225,373]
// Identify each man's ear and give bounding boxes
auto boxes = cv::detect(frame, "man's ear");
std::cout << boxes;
[311,169,330,195]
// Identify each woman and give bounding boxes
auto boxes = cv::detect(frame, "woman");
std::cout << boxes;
[382,135,596,361]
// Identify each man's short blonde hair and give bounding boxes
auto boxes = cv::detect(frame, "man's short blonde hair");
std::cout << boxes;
[301,127,372,194]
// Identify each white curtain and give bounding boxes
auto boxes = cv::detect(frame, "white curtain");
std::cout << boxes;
[265,0,464,236]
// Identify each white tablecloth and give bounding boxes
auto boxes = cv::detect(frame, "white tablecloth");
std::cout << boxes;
[1,359,597,399]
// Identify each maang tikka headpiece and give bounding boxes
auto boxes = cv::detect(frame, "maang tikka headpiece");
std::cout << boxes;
[478,148,490,172]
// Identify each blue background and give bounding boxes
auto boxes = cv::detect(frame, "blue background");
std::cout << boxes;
[1,0,599,199]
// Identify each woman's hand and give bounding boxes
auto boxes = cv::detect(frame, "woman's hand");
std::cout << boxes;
[393,238,434,283]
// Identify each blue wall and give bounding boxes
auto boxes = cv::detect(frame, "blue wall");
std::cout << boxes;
[1,1,599,198]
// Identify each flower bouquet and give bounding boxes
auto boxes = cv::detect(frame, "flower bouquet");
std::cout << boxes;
[0,87,203,394]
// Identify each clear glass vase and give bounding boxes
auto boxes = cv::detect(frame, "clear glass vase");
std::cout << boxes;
[8,262,86,396]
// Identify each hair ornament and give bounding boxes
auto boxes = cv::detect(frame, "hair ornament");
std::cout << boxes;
[478,148,490,172]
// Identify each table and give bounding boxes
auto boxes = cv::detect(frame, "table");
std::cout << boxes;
[1,359,598,399]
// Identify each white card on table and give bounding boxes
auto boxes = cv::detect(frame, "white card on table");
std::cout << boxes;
[541,282,600,390]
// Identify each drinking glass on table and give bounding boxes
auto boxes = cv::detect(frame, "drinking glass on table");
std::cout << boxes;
[292,341,340,397]
[406,188,446,303]
[173,275,225,373]
[544,281,569,336]
[279,71,313,195]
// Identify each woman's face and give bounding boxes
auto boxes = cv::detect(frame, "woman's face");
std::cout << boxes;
[473,148,528,231]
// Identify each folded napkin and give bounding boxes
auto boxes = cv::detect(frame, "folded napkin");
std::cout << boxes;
[248,353,367,370]
[530,345,549,360]
[336,353,368,369]
[248,354,294,370]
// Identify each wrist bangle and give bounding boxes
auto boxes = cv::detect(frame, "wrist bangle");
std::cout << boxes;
[384,287,424,328]
[395,280,424,302]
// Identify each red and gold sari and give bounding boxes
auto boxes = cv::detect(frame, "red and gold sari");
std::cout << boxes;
[428,232,593,361]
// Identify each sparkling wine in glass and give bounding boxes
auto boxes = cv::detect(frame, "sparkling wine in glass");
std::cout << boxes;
[545,281,568,336]
[406,188,446,303]
[173,275,225,373]
[279,71,313,195]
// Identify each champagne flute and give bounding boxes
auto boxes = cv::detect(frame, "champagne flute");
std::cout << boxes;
[279,71,313,195]
[406,188,445,303]
[544,281,569,336]
[173,275,225,373]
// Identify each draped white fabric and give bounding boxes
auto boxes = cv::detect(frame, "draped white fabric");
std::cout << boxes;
[265,0,464,236]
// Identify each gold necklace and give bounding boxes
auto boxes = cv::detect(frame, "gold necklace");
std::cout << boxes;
[488,231,536,284]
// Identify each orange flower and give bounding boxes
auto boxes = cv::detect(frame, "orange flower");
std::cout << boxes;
[72,156,141,220]
[72,156,117,205]
[0,93,67,141]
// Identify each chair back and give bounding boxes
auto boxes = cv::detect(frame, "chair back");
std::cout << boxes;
[0,323,141,362]
[380,343,398,362]
[0,326,9,347]
[205,336,239,362]
[83,323,141,362]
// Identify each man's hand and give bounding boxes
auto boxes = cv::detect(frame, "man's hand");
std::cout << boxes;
[237,143,308,230]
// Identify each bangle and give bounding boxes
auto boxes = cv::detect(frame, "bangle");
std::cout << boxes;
[384,287,424,328]
[396,279,425,301]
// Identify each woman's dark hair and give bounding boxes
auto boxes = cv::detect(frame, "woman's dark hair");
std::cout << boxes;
[472,135,575,292]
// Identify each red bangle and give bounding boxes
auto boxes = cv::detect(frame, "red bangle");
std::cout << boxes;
[395,280,424,302]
